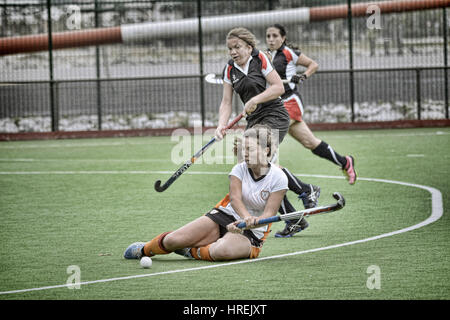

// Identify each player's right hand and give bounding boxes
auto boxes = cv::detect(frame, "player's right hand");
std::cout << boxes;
[215,125,226,141]
[227,221,244,234]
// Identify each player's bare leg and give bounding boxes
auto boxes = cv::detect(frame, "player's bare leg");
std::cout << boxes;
[174,226,252,261]
[209,232,252,261]
[288,120,321,150]
[124,216,220,259]
[163,216,220,250]
[289,120,357,184]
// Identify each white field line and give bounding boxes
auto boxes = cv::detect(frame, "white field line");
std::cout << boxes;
[0,170,230,175]
[0,173,443,295]
[406,154,425,157]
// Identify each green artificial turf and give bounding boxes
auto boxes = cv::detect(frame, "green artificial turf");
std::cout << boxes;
[0,127,448,300]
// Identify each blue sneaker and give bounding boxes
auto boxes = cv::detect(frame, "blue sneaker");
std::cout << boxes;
[123,242,145,259]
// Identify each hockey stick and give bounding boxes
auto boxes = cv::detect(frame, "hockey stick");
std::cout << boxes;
[237,192,345,229]
[154,113,243,192]
[205,73,291,85]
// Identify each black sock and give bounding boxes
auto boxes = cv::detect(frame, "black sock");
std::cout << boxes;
[312,141,347,168]
[278,195,296,215]
[282,167,311,195]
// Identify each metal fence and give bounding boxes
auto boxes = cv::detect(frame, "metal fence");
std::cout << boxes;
[0,0,449,133]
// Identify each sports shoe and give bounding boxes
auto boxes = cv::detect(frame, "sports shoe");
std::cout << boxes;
[174,248,194,259]
[123,242,145,259]
[343,156,357,185]
[275,218,309,238]
[299,184,321,209]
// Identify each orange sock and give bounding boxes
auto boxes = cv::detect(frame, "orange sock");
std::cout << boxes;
[143,231,172,257]
[190,245,214,262]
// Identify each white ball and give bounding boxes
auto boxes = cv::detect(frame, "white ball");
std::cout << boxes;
[140,256,152,269]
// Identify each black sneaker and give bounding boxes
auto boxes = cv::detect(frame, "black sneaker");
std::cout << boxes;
[299,185,321,209]
[274,218,309,238]
[174,248,194,259]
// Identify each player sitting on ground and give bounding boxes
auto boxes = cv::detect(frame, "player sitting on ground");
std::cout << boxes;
[124,125,288,261]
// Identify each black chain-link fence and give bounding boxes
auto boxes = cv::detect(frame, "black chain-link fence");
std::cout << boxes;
[0,0,448,132]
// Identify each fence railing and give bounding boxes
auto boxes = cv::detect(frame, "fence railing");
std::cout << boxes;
[0,0,449,133]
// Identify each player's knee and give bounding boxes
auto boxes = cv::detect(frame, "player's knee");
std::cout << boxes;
[162,232,183,251]
[210,244,234,261]
[289,123,320,149]
[305,139,320,150]
[298,134,320,150]
[210,241,252,261]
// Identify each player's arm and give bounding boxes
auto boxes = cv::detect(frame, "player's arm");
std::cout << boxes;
[295,53,318,79]
[243,189,286,229]
[215,82,233,140]
[243,69,284,115]
[228,175,252,220]
[259,189,287,221]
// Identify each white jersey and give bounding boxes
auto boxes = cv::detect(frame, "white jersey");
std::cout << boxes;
[218,162,288,239]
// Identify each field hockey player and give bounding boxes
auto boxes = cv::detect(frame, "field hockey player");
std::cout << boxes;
[266,24,357,186]
[124,125,289,261]
[214,27,320,238]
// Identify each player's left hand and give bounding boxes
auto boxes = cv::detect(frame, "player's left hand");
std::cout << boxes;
[242,216,258,229]
[290,74,307,84]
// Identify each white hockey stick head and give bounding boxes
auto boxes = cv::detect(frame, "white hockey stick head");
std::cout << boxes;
[205,73,224,85]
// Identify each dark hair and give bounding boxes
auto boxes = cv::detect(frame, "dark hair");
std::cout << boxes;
[269,24,287,45]
[272,24,287,38]
[267,24,300,50]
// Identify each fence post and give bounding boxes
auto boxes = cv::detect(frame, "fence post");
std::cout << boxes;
[197,0,205,128]
[416,68,421,120]
[1,1,7,37]
[47,0,58,131]
[347,0,355,122]
[443,7,449,119]
[95,0,102,130]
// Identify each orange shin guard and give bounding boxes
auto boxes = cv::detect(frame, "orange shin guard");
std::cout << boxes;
[190,245,214,262]
[143,231,172,257]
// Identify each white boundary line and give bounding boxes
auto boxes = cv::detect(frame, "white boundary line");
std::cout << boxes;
[0,173,443,296]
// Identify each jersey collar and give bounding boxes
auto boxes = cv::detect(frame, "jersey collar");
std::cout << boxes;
[268,44,285,58]
[247,163,272,182]
[278,44,286,52]
[233,55,253,75]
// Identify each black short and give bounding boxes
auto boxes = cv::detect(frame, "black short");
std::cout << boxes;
[246,100,290,143]
[205,208,264,248]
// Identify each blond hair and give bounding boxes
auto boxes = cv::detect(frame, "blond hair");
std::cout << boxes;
[226,27,257,48]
